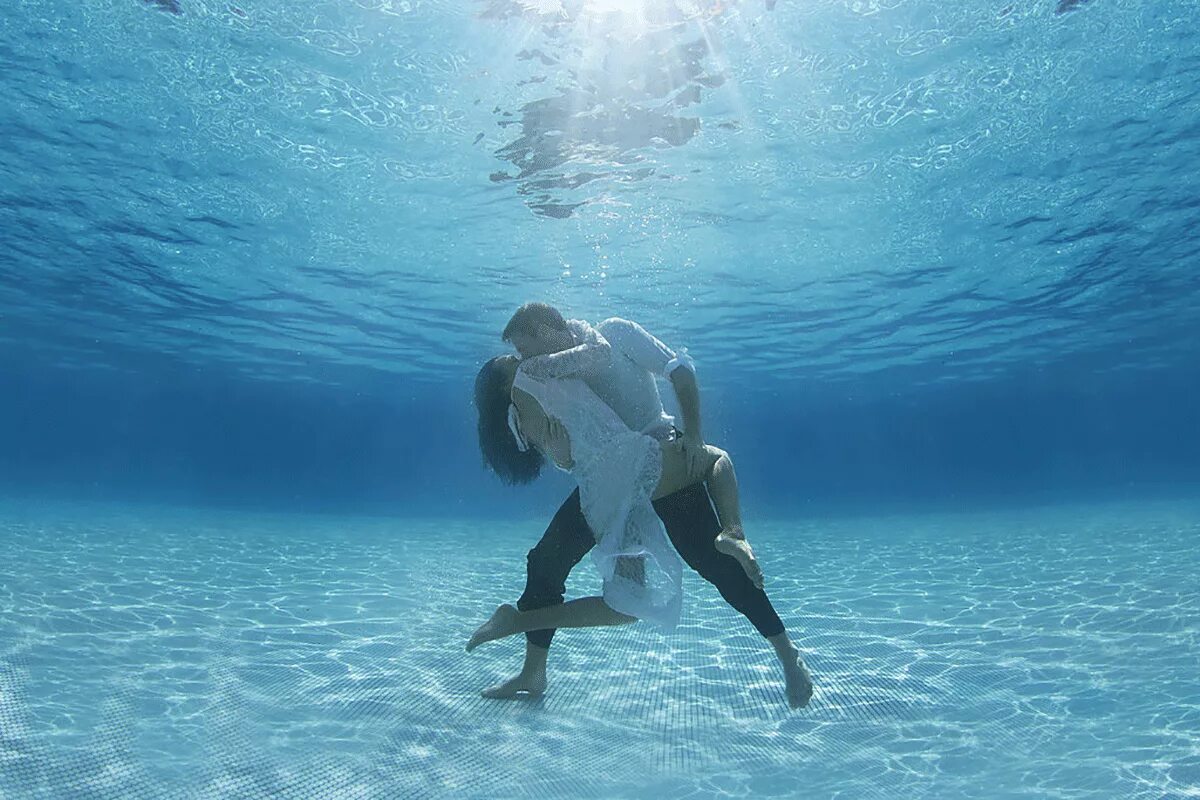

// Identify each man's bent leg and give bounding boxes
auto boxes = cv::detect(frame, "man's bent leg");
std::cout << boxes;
[517,488,596,647]
[652,483,814,708]
[481,488,595,700]
[653,483,784,637]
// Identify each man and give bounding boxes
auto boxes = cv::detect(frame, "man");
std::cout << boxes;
[485,302,813,709]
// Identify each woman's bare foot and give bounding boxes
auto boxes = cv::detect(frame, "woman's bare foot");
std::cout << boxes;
[781,649,814,709]
[467,604,520,652]
[481,669,547,700]
[715,527,764,589]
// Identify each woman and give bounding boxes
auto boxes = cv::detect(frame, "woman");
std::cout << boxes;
[466,353,765,651]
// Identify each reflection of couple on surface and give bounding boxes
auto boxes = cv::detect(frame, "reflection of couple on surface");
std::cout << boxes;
[469,303,813,709]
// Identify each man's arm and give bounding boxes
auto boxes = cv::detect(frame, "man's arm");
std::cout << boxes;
[600,318,708,479]
[667,356,707,479]
[670,365,703,443]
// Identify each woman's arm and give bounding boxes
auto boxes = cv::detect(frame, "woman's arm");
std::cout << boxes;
[518,321,613,380]
[512,387,573,469]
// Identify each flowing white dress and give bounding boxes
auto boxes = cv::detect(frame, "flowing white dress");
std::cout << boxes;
[513,367,683,629]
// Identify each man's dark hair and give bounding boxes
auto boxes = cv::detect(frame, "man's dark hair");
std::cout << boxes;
[502,302,568,342]
[474,356,544,485]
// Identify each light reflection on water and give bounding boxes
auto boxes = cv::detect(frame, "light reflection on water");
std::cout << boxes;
[0,0,1197,392]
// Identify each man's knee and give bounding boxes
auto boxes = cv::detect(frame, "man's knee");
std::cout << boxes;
[518,544,568,611]
[517,488,590,613]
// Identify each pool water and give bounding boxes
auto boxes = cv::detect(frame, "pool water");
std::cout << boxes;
[3,498,1197,798]
[3,0,1200,797]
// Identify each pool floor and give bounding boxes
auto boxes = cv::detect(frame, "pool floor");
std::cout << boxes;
[0,499,1197,798]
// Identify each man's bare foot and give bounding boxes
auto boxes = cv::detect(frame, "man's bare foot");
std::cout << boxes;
[781,648,814,709]
[715,527,764,589]
[481,670,547,700]
[467,604,520,652]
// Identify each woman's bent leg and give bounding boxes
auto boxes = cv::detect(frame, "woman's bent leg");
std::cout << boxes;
[656,443,764,588]
[705,449,743,532]
[467,597,636,652]
[704,449,764,589]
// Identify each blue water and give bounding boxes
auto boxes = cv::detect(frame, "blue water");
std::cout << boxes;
[3,500,1199,798]
[2,0,1199,797]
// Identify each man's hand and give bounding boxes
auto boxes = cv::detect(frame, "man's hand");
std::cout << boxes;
[668,366,705,478]
[679,431,709,481]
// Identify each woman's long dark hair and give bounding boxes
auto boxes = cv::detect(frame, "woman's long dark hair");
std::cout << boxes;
[474,356,544,485]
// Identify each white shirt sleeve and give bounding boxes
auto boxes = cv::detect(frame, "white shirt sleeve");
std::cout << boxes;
[597,318,695,379]
[518,319,614,380]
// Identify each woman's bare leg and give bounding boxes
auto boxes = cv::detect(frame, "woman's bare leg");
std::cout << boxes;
[654,443,764,588]
[705,449,764,589]
[707,449,743,531]
[467,597,635,652]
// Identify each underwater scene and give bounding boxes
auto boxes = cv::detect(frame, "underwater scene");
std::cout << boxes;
[1,0,1199,797]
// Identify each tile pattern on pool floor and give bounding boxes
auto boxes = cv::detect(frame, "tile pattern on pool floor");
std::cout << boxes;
[0,499,1197,798]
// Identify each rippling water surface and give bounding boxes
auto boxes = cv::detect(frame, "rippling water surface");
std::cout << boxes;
[3,0,1198,389]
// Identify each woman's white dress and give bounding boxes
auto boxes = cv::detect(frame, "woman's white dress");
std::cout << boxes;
[513,368,682,629]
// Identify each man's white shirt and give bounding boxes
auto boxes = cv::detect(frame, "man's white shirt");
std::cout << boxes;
[518,317,695,441]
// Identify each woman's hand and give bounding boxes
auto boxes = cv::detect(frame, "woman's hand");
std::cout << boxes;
[542,416,569,449]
